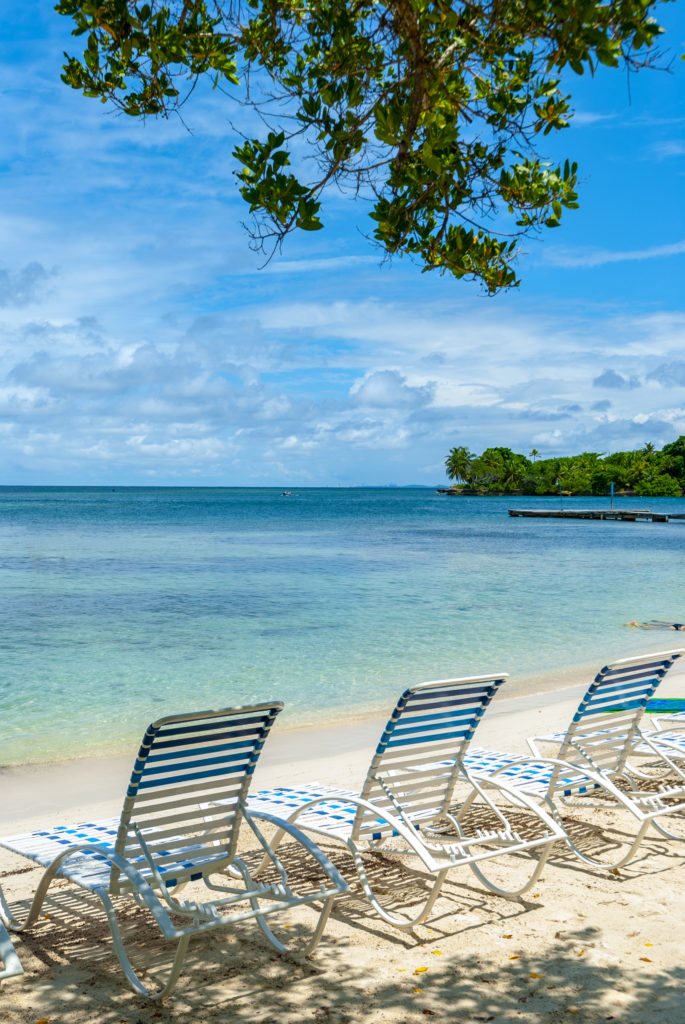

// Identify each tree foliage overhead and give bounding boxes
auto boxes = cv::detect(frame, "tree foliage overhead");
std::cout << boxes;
[56,0,666,292]
[443,438,685,496]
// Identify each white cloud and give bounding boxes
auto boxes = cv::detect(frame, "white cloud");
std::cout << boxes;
[254,255,378,275]
[570,110,618,126]
[2,292,684,482]
[350,370,434,408]
[546,240,685,268]
[650,140,685,160]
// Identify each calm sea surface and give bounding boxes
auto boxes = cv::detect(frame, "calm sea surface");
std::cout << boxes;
[1,486,684,766]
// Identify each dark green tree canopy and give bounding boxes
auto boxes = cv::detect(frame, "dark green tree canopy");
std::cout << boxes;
[56,0,666,292]
[443,438,685,496]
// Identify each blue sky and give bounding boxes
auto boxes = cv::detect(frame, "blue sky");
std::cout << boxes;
[1,3,684,486]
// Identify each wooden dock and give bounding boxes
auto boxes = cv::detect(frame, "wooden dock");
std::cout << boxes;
[508,508,685,523]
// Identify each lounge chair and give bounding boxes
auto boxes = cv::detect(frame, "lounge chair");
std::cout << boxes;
[0,703,347,998]
[245,676,565,930]
[528,650,685,789]
[0,920,23,981]
[462,650,685,868]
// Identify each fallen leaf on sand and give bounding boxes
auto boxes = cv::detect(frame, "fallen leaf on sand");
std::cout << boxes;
[508,955,520,960]
[415,967,428,974]
[640,957,652,963]
[529,973,544,979]
[431,950,442,955]
[413,988,423,994]
[577,950,585,957]
[422,1011,437,1016]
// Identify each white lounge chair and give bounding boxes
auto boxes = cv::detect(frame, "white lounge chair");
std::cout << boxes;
[528,650,685,790]
[245,676,565,930]
[0,920,23,981]
[463,650,685,868]
[0,703,346,998]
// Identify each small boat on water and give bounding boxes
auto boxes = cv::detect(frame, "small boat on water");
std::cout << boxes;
[281,491,294,496]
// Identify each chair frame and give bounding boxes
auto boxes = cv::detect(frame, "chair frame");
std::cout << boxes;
[464,650,685,869]
[0,702,347,998]
[0,919,23,982]
[245,676,565,930]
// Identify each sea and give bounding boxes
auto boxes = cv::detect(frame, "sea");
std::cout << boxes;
[1,486,684,766]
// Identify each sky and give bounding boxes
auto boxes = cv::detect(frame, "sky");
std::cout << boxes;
[1,4,684,486]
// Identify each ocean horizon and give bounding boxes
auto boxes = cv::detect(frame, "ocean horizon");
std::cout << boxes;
[2,485,683,766]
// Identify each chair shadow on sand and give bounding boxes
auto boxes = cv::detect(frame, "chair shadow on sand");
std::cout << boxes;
[4,851,685,1024]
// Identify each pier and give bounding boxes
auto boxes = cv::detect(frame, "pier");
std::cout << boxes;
[508,508,685,523]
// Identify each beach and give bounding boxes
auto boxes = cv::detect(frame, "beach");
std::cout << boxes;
[3,657,685,1023]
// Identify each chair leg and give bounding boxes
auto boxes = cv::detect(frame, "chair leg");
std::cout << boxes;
[0,860,61,932]
[98,890,190,999]
[252,889,337,959]
[561,817,651,870]
[230,831,339,959]
[649,811,685,841]
[445,782,558,898]
[468,840,552,898]
[348,844,448,930]
[0,920,23,981]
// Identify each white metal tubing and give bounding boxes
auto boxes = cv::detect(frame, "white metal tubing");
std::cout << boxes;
[0,920,23,981]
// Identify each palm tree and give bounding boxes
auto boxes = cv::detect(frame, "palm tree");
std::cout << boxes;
[445,446,474,484]
[529,448,540,462]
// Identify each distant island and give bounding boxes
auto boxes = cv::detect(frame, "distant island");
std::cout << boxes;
[442,437,685,497]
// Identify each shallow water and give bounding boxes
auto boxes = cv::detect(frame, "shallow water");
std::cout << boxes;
[1,486,683,765]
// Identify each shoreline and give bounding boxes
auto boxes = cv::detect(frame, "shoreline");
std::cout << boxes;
[0,646,657,773]
[3,650,684,830]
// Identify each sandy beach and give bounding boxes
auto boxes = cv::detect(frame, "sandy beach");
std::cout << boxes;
[2,655,685,1023]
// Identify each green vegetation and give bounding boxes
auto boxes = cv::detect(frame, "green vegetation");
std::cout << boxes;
[55,0,666,293]
[444,438,685,496]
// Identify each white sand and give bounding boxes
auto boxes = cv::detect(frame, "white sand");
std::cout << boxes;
[2,652,685,1023]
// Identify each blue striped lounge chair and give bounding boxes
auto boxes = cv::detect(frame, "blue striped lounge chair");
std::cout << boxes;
[462,649,685,869]
[0,703,347,998]
[245,675,566,930]
[0,920,23,982]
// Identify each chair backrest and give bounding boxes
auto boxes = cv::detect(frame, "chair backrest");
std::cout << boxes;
[354,675,507,841]
[110,702,282,893]
[556,649,684,776]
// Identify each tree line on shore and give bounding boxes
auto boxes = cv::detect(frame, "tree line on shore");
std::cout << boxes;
[444,437,685,496]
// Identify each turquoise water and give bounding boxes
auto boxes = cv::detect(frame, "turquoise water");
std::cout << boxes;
[1,486,684,766]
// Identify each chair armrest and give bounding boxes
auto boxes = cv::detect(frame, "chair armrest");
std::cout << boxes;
[243,808,348,896]
[527,734,562,758]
